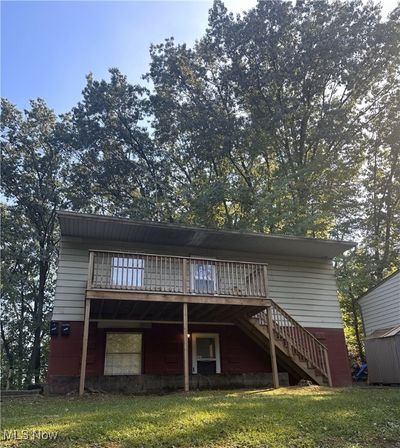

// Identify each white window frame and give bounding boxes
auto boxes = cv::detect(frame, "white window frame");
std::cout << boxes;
[190,261,218,294]
[191,333,221,374]
[104,332,142,376]
[111,256,144,288]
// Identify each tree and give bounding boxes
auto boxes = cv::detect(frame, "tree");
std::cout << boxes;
[147,0,399,235]
[0,206,44,388]
[67,69,172,220]
[1,99,70,382]
[336,83,400,362]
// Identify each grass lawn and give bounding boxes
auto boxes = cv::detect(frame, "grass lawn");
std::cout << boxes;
[2,386,400,448]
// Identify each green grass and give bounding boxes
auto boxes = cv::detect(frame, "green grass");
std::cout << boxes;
[2,386,400,448]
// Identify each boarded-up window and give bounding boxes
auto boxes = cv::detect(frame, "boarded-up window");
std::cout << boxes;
[104,333,142,375]
[111,257,144,287]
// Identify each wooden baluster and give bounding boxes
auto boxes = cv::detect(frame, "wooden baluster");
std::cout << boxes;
[263,265,268,298]
[172,257,176,292]
[220,262,223,295]
[228,261,232,295]
[241,263,244,295]
[251,264,256,297]
[255,266,260,297]
[101,252,105,288]
[236,263,240,296]
[215,261,219,295]
[183,258,187,295]
[125,255,128,289]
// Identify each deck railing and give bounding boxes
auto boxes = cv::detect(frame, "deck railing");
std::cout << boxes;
[254,301,332,385]
[88,250,268,299]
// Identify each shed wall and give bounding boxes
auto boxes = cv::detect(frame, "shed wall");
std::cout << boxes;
[365,335,400,384]
[358,272,400,336]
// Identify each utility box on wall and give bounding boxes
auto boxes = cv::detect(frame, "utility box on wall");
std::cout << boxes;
[50,321,59,336]
[61,323,71,336]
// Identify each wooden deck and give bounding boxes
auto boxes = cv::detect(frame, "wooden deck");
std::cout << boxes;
[86,250,270,306]
[79,250,331,395]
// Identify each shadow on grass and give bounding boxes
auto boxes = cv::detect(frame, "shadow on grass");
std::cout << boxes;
[2,387,400,448]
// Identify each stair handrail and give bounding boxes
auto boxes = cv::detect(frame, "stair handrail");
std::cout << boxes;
[255,300,332,386]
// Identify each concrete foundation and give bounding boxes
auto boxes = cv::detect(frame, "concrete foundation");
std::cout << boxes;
[48,372,290,394]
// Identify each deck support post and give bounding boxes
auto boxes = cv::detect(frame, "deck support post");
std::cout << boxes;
[323,348,333,387]
[183,302,189,392]
[267,305,279,388]
[79,298,91,396]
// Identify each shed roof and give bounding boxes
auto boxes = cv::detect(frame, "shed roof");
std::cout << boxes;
[366,326,400,339]
[57,211,356,259]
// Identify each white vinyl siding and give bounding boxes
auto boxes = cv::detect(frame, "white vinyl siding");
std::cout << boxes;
[52,237,344,328]
[358,272,400,336]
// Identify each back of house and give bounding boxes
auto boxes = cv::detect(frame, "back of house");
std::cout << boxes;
[358,270,400,384]
[48,211,354,393]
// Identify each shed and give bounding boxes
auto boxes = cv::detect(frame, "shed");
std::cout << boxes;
[358,270,400,384]
[364,326,400,384]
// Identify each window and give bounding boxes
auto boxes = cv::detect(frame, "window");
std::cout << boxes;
[191,262,217,293]
[192,333,221,374]
[111,256,144,287]
[104,333,142,375]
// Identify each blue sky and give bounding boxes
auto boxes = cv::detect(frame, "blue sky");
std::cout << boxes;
[1,0,396,114]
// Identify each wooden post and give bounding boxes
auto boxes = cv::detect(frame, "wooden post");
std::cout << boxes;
[267,305,279,388]
[87,251,94,289]
[323,348,333,387]
[183,302,189,392]
[79,298,91,396]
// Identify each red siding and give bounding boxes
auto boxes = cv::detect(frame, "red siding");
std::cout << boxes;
[48,322,351,386]
[308,327,352,387]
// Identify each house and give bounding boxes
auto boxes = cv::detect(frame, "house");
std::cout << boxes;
[358,270,400,384]
[48,211,355,394]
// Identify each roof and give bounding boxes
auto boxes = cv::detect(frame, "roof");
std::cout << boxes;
[366,325,400,339]
[358,270,400,303]
[57,210,356,259]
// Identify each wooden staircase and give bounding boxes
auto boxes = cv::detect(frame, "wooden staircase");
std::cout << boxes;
[237,300,332,386]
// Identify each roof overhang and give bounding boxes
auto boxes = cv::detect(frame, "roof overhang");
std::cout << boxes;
[57,211,356,259]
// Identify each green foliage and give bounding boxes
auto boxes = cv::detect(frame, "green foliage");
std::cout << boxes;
[2,388,400,447]
[147,0,398,234]
[1,99,70,384]
[67,69,172,220]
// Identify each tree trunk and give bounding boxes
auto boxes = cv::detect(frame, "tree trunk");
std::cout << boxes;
[29,251,48,384]
[350,289,365,362]
[17,288,25,388]
[1,321,14,389]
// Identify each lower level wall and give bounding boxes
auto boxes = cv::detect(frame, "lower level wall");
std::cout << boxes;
[48,321,352,391]
[307,327,352,387]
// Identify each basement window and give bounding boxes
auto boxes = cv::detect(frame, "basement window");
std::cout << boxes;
[104,333,142,375]
[111,256,144,287]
